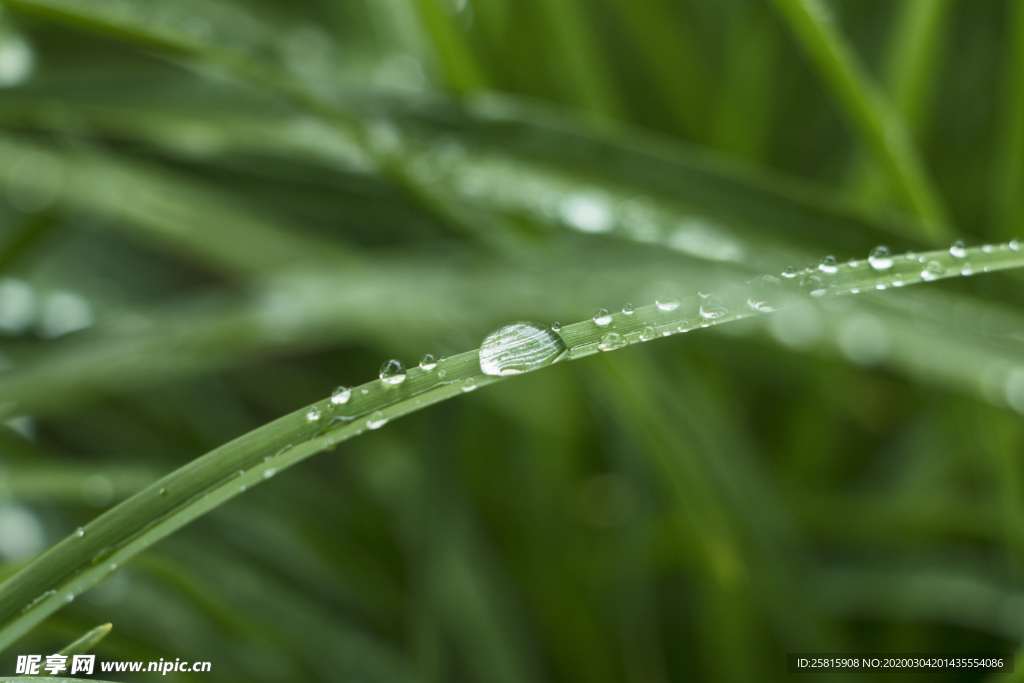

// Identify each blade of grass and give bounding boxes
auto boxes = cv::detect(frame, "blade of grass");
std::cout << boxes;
[2,240,1024,654]
[990,0,1024,240]
[768,0,950,238]
[57,622,111,656]
[409,0,488,92]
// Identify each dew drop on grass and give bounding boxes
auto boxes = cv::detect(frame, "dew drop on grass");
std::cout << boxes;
[479,321,567,376]
[950,240,967,258]
[1011,237,1021,251]
[622,304,634,315]
[419,354,437,370]
[461,378,477,392]
[367,411,388,429]
[782,266,797,279]
[263,468,276,479]
[961,262,975,276]
[656,297,679,311]
[639,326,657,341]
[598,332,626,351]
[551,322,561,332]
[306,406,321,422]
[75,527,85,538]
[699,296,727,319]
[593,309,613,326]
[921,261,943,281]
[869,246,893,270]
[159,488,167,497]
[818,255,838,273]
[983,244,996,253]
[437,369,446,379]
[379,359,406,385]
[678,321,692,333]
[331,386,351,404]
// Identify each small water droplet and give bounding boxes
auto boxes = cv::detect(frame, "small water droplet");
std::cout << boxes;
[461,378,477,392]
[622,304,634,315]
[1011,237,1021,251]
[875,282,887,290]
[961,262,975,276]
[678,321,692,333]
[921,261,942,281]
[818,255,838,274]
[75,527,85,538]
[655,297,679,311]
[379,359,406,385]
[551,322,562,332]
[306,406,321,421]
[419,354,437,370]
[949,240,967,258]
[159,488,167,497]
[109,562,117,571]
[699,296,727,320]
[983,244,996,253]
[747,298,774,312]
[598,332,627,351]
[869,246,893,270]
[263,468,276,479]
[361,388,369,395]
[437,369,446,379]
[639,326,657,341]
[479,321,567,376]
[331,386,352,404]
[892,274,904,287]
[65,593,74,603]
[782,266,797,279]
[848,258,862,268]
[367,411,388,429]
[593,309,613,326]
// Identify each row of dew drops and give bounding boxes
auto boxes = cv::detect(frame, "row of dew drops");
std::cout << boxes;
[298,238,1024,435]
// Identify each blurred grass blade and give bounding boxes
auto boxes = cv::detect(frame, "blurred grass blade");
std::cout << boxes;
[882,0,952,135]
[768,0,950,237]
[991,0,1024,239]
[57,622,112,656]
[410,0,488,92]
[0,134,353,276]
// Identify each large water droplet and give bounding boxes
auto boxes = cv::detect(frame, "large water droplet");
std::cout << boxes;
[479,322,567,376]
[699,296,727,320]
[868,246,893,270]
[331,386,351,404]
[593,309,613,326]
[655,297,679,311]
[598,332,627,351]
[419,354,437,370]
[379,359,406,385]
[367,411,388,429]
[949,240,967,258]
[818,255,838,274]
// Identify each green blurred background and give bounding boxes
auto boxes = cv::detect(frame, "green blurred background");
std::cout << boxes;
[0,0,1023,680]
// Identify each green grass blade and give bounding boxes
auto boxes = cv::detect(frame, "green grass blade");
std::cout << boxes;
[2,240,1024,653]
[57,622,112,656]
[409,0,487,92]
[882,0,953,135]
[990,0,1024,240]
[768,0,950,237]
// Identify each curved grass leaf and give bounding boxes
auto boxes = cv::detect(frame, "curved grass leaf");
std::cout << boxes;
[1,241,1023,653]
[768,0,950,236]
[57,622,111,656]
